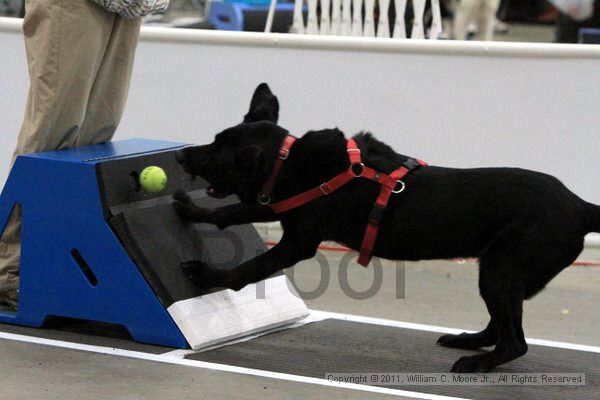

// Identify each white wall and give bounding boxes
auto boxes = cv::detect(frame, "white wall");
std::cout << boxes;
[2,17,600,203]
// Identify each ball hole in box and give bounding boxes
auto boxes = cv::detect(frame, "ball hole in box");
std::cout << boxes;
[130,171,141,193]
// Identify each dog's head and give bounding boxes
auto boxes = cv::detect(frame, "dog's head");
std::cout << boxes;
[175,83,288,203]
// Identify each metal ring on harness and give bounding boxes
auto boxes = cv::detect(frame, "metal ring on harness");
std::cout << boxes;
[279,148,290,160]
[392,180,406,194]
[351,162,365,177]
[257,192,272,205]
[319,183,332,195]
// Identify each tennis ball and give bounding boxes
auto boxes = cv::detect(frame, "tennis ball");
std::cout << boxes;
[139,166,167,192]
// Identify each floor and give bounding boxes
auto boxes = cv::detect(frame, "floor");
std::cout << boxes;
[1,250,599,399]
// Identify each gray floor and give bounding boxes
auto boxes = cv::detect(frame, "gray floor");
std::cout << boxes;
[496,23,555,43]
[0,339,408,400]
[192,319,599,400]
[1,250,599,399]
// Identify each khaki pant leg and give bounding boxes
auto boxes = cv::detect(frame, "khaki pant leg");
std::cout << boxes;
[0,0,120,294]
[14,0,118,156]
[77,16,142,146]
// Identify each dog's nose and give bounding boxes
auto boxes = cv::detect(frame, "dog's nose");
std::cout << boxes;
[175,149,186,164]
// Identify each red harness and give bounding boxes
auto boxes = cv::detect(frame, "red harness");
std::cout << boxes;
[257,135,426,267]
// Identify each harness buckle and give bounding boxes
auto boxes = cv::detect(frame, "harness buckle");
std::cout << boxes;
[351,162,365,177]
[392,180,406,194]
[257,192,272,205]
[278,148,290,160]
[319,183,332,195]
[402,158,421,170]
[347,148,362,165]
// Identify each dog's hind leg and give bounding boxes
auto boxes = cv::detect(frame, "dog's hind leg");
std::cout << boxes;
[521,239,583,301]
[437,320,497,350]
[449,226,529,372]
[451,263,527,372]
[448,222,584,372]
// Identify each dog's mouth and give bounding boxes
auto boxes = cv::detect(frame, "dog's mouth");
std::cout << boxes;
[206,185,230,199]
[183,170,230,199]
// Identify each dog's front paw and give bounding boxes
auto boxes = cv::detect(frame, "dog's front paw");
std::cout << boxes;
[172,190,210,222]
[172,200,197,220]
[181,260,230,290]
[173,189,193,204]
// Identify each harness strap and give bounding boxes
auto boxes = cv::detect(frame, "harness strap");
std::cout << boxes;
[357,166,411,266]
[357,160,426,265]
[270,139,362,213]
[257,135,296,205]
[270,170,356,213]
[265,135,426,267]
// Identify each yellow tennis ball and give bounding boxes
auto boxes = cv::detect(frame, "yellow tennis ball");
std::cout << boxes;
[139,166,167,192]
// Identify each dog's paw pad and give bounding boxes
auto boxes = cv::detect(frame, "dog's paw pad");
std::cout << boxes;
[450,355,490,373]
[437,333,480,349]
[437,334,457,347]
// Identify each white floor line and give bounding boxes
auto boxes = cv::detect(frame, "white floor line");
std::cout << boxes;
[1,310,598,399]
[313,310,600,353]
[0,330,469,400]
[161,349,197,359]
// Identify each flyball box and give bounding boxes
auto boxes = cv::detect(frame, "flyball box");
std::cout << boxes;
[0,139,308,349]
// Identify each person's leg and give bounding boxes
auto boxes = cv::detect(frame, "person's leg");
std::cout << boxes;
[0,205,19,309]
[0,0,118,309]
[76,15,142,146]
[13,0,118,156]
[555,14,580,43]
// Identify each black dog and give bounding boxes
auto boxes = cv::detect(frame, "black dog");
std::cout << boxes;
[174,83,600,372]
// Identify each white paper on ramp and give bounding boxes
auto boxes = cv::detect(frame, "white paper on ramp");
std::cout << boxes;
[167,275,309,349]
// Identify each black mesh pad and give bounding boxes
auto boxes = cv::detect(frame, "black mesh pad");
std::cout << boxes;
[96,148,273,308]
[96,148,206,215]
[108,190,268,307]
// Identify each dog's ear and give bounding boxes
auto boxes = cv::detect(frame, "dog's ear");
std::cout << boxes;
[235,145,265,182]
[243,83,279,124]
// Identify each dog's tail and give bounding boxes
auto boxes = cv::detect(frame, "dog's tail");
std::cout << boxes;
[584,202,600,233]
